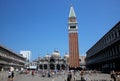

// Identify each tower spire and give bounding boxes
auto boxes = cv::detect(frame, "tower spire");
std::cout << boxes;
[69,5,76,18]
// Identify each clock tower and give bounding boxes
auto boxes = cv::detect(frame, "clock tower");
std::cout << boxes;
[68,5,80,69]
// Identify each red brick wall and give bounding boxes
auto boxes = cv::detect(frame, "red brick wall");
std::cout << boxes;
[69,32,80,68]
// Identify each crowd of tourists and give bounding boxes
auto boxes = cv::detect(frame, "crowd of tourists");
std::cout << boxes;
[110,70,120,81]
[6,68,120,81]
[7,70,14,81]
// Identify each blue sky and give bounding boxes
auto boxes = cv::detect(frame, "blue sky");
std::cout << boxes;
[0,0,120,61]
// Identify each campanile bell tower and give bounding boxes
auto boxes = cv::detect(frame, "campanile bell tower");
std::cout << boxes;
[68,5,80,69]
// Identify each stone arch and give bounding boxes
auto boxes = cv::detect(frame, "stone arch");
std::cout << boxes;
[39,65,43,69]
[50,58,55,63]
[61,64,65,70]
[44,64,47,70]
[50,64,55,70]
[57,64,60,70]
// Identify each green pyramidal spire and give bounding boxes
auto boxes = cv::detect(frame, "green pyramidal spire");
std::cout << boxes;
[69,5,76,18]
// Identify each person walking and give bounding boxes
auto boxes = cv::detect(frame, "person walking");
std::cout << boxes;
[32,70,34,76]
[67,71,72,81]
[11,71,14,80]
[8,70,11,81]
[8,70,14,81]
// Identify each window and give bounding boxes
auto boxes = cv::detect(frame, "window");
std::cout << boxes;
[70,26,76,29]
[114,31,117,38]
[118,29,120,37]
[118,45,120,54]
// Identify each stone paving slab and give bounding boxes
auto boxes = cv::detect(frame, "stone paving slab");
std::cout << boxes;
[0,71,114,81]
[0,71,8,81]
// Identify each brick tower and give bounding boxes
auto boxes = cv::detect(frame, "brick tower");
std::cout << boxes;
[68,5,80,69]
